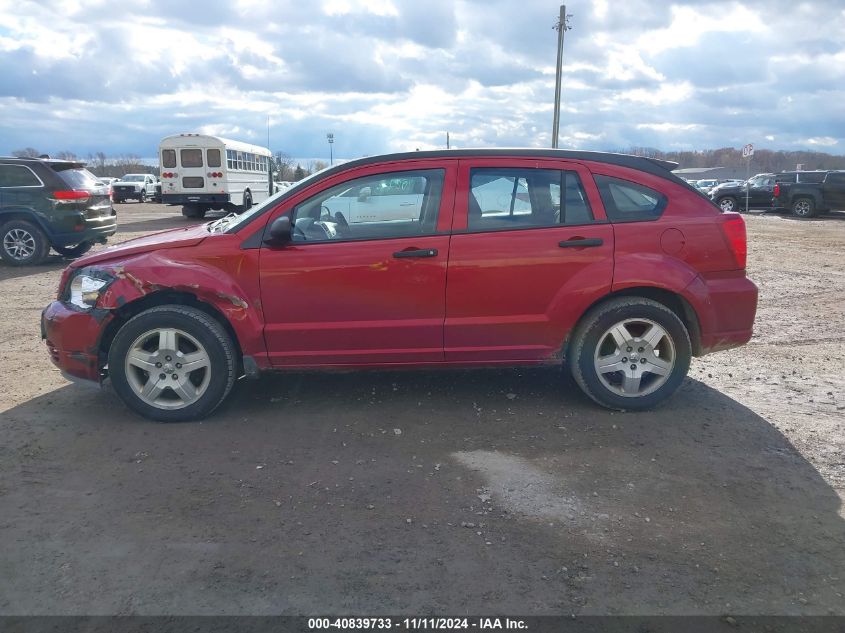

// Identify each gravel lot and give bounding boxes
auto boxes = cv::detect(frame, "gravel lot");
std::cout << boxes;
[1,203,844,615]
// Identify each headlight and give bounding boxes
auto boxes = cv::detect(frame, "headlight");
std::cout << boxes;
[68,272,113,310]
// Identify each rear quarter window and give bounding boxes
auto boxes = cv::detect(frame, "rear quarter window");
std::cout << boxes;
[0,164,42,187]
[593,175,667,222]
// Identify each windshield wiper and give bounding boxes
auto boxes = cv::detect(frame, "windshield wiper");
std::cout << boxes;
[207,212,239,233]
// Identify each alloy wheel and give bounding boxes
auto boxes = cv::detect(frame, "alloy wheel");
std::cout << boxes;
[593,318,676,397]
[124,328,211,409]
[3,228,36,261]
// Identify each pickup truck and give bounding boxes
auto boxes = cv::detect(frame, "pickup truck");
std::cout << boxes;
[112,173,158,203]
[772,171,845,218]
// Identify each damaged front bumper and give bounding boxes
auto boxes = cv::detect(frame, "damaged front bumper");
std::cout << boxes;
[41,301,112,383]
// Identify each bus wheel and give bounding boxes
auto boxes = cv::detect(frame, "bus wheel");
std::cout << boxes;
[182,205,206,219]
[241,191,252,213]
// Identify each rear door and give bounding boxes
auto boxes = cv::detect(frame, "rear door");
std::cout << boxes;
[445,158,614,362]
[822,172,845,210]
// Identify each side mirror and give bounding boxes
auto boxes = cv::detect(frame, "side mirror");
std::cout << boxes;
[357,186,371,202]
[267,216,292,244]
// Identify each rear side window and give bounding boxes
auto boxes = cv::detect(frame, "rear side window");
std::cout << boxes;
[468,168,593,231]
[161,150,176,168]
[594,175,667,222]
[207,149,221,168]
[826,173,845,185]
[54,167,102,190]
[0,164,42,187]
[799,172,826,184]
[180,149,203,168]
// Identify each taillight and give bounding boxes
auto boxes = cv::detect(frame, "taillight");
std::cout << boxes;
[162,172,177,178]
[53,190,91,203]
[720,213,747,269]
[773,183,780,197]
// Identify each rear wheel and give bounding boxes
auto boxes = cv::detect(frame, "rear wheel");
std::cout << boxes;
[54,241,94,259]
[181,204,206,219]
[0,220,50,266]
[108,305,237,422]
[791,197,816,218]
[241,191,252,213]
[716,196,737,213]
[569,297,691,410]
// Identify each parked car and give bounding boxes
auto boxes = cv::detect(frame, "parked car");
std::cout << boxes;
[112,173,158,203]
[1,156,116,265]
[694,179,720,194]
[41,149,757,421]
[709,174,776,212]
[772,170,845,218]
[97,177,119,187]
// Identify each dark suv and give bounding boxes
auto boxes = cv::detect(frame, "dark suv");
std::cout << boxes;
[0,157,117,266]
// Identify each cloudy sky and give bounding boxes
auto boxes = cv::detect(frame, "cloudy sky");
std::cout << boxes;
[1,0,843,160]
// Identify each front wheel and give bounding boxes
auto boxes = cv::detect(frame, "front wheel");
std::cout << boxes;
[108,305,237,422]
[568,297,691,410]
[54,241,94,258]
[138,190,147,203]
[791,197,816,218]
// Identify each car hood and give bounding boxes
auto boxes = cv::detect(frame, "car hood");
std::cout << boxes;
[70,223,211,268]
[710,184,742,195]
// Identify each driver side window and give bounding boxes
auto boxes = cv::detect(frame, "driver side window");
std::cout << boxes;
[291,169,445,243]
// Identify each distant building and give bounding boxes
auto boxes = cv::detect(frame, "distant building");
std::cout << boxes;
[672,166,749,181]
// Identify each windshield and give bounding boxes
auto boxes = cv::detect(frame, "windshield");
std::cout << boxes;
[55,167,105,190]
[123,175,146,182]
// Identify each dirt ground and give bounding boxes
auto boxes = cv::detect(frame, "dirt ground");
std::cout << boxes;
[1,203,843,616]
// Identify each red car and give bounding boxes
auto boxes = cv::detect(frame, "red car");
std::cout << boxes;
[41,150,758,421]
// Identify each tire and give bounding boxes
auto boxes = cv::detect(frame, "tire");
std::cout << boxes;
[241,191,252,213]
[113,198,125,204]
[138,190,147,203]
[568,297,692,411]
[0,219,50,266]
[54,241,94,259]
[181,205,206,219]
[791,197,817,218]
[716,196,737,213]
[108,305,237,422]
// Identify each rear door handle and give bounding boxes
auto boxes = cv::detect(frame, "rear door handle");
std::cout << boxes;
[558,238,603,248]
[393,248,438,258]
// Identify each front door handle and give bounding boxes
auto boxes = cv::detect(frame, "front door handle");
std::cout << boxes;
[559,238,603,248]
[393,248,438,258]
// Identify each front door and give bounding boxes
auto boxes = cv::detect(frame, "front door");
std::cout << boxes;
[259,164,455,366]
[444,159,614,362]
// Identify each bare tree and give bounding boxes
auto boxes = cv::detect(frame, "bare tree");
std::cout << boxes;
[11,147,41,158]
[55,150,79,160]
[273,151,295,181]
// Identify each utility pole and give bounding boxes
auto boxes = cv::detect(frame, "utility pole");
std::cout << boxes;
[552,5,572,149]
[446,131,450,149]
[327,132,334,166]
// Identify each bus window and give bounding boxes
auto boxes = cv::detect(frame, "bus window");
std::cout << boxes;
[181,149,203,168]
[227,150,235,169]
[162,150,176,168]
[207,149,221,168]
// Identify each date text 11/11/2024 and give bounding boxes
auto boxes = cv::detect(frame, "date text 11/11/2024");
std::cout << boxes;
[307,617,528,630]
